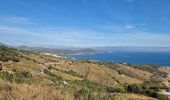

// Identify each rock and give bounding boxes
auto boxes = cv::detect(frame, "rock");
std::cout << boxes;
[63,81,69,85]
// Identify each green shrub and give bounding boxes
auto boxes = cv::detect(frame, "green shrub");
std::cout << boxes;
[47,65,53,70]
[13,71,32,83]
[74,88,89,99]
[0,71,14,82]
[145,90,168,100]
[0,46,20,62]
[125,83,168,100]
[15,71,32,78]
[0,56,9,62]
[13,75,24,83]
[24,76,43,85]
[73,80,105,92]
[43,69,63,82]
[12,56,20,62]
[118,70,123,75]
[142,81,150,91]
[53,67,83,78]
[43,69,55,77]
[127,84,143,94]
[106,86,116,93]
[106,86,125,93]
[116,86,126,93]
[65,70,83,78]
[50,76,63,83]
[0,70,32,83]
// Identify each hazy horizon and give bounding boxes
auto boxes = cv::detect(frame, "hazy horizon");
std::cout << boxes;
[1,42,170,48]
[1,42,170,52]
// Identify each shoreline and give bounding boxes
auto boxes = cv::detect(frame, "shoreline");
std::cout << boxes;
[60,51,110,56]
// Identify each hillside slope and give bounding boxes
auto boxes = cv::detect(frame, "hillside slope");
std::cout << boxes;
[0,46,169,100]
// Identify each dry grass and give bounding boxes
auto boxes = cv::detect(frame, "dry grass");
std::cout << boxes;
[113,63,153,81]
[50,69,82,81]
[1,59,42,72]
[97,64,142,84]
[0,81,74,100]
[53,61,142,86]
[0,80,157,100]
[114,93,158,100]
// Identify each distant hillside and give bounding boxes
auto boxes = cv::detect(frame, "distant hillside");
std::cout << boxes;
[17,45,99,55]
[0,42,10,47]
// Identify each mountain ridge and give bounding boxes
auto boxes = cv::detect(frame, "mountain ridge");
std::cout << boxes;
[17,45,101,55]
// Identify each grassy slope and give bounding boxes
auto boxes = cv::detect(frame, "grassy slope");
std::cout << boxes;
[0,46,165,100]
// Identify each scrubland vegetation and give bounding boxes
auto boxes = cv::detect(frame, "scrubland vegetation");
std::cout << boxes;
[0,46,170,100]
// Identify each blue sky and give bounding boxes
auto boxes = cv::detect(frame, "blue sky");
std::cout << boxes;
[0,0,170,47]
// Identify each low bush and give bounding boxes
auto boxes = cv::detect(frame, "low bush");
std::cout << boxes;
[0,70,32,83]
[47,65,53,70]
[74,88,89,98]
[0,56,9,62]
[24,76,43,85]
[12,56,20,62]
[106,86,125,93]
[127,84,143,94]
[65,70,83,78]
[43,69,55,77]
[15,71,32,78]
[145,90,168,100]
[0,71,14,82]
[43,69,63,83]
[72,80,105,92]
[117,70,124,75]
[53,67,83,78]
[0,46,20,62]
[125,83,168,100]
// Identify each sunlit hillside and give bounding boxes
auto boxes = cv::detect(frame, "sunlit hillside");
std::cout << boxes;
[0,46,170,100]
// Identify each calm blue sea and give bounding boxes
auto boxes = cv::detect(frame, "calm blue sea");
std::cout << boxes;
[64,52,170,66]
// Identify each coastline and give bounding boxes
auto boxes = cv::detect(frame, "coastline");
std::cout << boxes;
[60,51,110,56]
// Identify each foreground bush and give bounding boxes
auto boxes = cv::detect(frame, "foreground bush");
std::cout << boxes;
[127,84,143,94]
[126,84,168,100]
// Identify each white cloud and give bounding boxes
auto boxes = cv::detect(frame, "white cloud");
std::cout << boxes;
[125,23,145,29]
[0,25,170,47]
[0,25,35,35]
[0,16,36,25]
[125,25,135,29]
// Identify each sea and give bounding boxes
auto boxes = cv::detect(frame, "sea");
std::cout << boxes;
[63,52,170,66]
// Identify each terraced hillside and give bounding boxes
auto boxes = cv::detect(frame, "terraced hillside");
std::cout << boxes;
[0,46,169,100]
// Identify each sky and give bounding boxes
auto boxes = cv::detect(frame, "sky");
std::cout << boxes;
[0,0,170,47]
